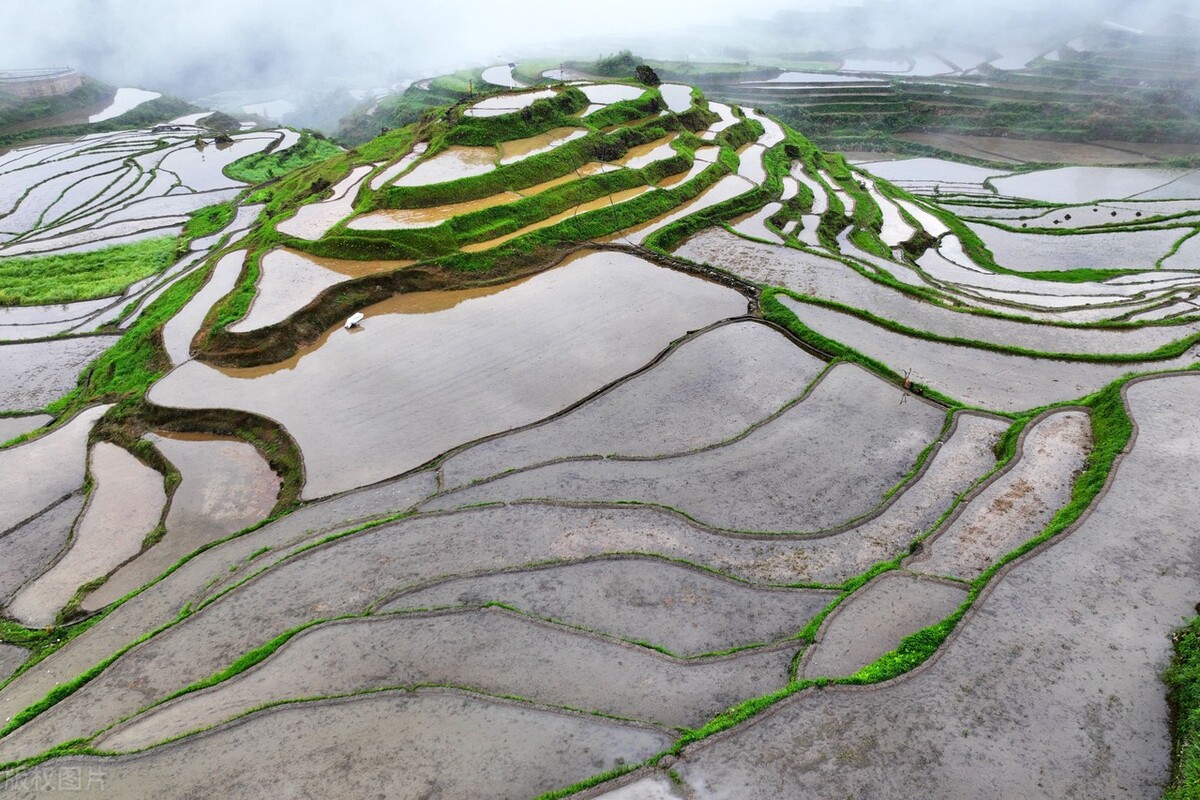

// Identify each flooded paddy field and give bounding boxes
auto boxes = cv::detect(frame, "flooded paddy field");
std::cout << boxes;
[991,166,1200,205]
[777,296,1198,410]
[0,406,109,533]
[0,414,49,443]
[428,364,946,533]
[0,494,86,607]
[967,221,1186,272]
[441,321,826,488]
[227,248,414,333]
[97,607,792,746]
[7,442,164,628]
[151,251,748,498]
[800,572,966,678]
[0,129,284,257]
[0,335,117,410]
[673,374,1200,799]
[683,231,1200,357]
[383,557,837,657]
[909,410,1092,581]
[5,691,670,800]
[1,79,1198,798]
[81,432,280,612]
[0,645,24,683]
[896,133,1162,165]
[464,89,557,117]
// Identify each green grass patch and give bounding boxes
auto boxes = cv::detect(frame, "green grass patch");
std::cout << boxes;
[224,132,342,183]
[183,201,236,241]
[44,266,208,416]
[1167,616,1200,800]
[0,237,175,306]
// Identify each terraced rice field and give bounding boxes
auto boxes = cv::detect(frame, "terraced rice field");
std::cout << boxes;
[0,75,1196,798]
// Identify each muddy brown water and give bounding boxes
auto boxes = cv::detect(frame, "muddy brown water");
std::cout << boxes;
[7,442,164,628]
[348,191,525,230]
[498,127,586,164]
[349,164,612,232]
[675,373,1200,799]
[461,185,654,252]
[227,248,414,333]
[82,432,280,612]
[149,250,748,499]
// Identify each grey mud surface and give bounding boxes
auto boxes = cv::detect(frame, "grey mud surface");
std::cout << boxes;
[0,405,109,538]
[0,336,117,411]
[5,691,671,800]
[0,477,1024,763]
[590,774,686,799]
[677,230,1200,357]
[0,494,85,607]
[0,472,437,741]
[150,251,747,499]
[8,442,165,628]
[801,572,966,678]
[0,415,50,443]
[441,321,827,489]
[0,644,26,684]
[382,557,836,656]
[909,410,1092,580]
[97,608,792,749]
[428,363,946,533]
[778,296,1199,411]
[675,373,1200,799]
[83,433,281,611]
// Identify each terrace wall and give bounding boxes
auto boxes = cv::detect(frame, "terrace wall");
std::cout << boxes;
[0,69,82,100]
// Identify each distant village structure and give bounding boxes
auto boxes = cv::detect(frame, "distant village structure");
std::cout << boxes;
[0,68,81,99]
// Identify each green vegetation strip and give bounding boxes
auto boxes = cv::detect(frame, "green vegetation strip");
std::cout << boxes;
[665,377,1132,756]
[182,201,236,242]
[767,286,1200,366]
[0,237,175,306]
[224,133,342,184]
[1167,616,1200,799]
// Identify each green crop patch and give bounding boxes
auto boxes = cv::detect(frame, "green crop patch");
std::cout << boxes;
[224,133,343,184]
[0,237,176,306]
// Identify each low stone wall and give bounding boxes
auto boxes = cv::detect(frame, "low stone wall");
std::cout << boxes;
[0,68,82,100]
